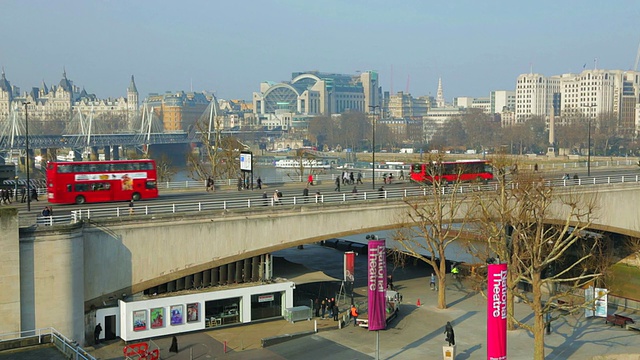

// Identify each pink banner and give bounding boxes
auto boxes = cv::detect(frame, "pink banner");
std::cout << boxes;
[487,263,507,360]
[367,239,387,331]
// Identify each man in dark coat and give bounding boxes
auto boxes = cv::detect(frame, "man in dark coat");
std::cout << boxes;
[94,323,102,344]
[444,321,455,346]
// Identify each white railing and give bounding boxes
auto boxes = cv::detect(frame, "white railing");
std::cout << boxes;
[0,327,95,360]
[53,174,639,224]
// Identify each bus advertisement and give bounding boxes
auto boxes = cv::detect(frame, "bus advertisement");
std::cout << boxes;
[410,159,493,184]
[46,159,158,204]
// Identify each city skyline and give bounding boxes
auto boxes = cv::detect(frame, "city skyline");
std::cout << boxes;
[2,1,639,101]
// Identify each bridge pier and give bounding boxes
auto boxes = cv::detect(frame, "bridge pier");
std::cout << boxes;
[90,147,99,161]
[112,146,120,160]
[103,146,111,161]
[19,149,35,173]
[73,148,83,162]
[43,148,57,163]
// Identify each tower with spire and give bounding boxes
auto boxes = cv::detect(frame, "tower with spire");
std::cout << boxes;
[436,77,445,108]
[127,75,139,112]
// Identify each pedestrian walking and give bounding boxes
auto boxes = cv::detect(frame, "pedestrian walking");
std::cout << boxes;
[334,176,341,192]
[430,273,437,290]
[357,172,363,184]
[333,304,339,321]
[94,323,102,344]
[256,176,262,189]
[237,176,243,191]
[206,177,214,192]
[321,298,327,318]
[349,172,355,185]
[303,186,309,203]
[273,189,282,205]
[399,169,405,180]
[31,187,39,201]
[169,335,179,353]
[128,200,135,215]
[350,304,358,326]
[20,187,26,203]
[307,174,314,186]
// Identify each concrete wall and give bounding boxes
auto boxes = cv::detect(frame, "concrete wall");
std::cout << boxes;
[20,225,85,344]
[0,207,20,335]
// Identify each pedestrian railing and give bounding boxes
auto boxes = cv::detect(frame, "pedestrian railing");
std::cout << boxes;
[0,327,95,360]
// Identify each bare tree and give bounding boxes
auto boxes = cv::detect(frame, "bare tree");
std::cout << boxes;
[392,154,471,309]
[156,154,177,183]
[472,168,600,360]
[186,116,243,185]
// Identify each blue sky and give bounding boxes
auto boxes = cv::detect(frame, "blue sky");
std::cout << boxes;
[2,0,639,102]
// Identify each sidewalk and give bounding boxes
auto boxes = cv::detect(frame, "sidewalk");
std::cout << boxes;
[85,270,640,360]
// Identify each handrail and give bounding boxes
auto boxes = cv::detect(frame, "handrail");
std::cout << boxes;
[0,327,95,360]
[50,174,639,225]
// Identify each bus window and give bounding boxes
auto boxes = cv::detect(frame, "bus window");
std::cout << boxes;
[67,184,72,192]
[75,183,90,192]
[58,164,73,173]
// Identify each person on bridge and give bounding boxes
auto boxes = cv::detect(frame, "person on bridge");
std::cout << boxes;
[206,177,214,192]
[262,191,268,206]
[307,174,314,186]
[129,200,135,215]
[273,190,282,205]
[303,186,309,203]
[357,172,363,184]
[256,176,262,189]
[334,176,341,192]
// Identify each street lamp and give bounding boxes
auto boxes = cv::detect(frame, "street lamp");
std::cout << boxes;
[369,105,380,190]
[23,101,31,212]
[586,104,595,177]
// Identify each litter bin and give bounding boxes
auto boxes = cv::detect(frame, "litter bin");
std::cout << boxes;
[284,306,312,323]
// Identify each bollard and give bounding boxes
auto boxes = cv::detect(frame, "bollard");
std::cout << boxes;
[224,340,227,353]
[314,320,317,333]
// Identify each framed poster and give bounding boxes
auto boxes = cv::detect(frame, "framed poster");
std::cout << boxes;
[150,307,164,329]
[133,310,147,331]
[170,305,184,326]
[187,303,199,323]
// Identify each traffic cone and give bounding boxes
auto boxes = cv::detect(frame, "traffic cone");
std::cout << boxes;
[416,298,421,307]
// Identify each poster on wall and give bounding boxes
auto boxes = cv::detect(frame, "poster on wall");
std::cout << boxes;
[150,308,164,329]
[187,303,199,323]
[171,305,184,325]
[133,310,147,331]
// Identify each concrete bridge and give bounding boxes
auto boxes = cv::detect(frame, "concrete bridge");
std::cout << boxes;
[3,183,640,344]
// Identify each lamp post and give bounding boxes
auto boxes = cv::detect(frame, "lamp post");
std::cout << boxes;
[369,105,380,190]
[587,117,591,177]
[23,101,31,212]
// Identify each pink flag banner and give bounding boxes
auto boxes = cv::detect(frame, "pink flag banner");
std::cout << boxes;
[487,263,507,360]
[367,239,387,331]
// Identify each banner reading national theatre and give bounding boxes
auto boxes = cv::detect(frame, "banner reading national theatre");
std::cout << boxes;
[487,263,507,360]
[367,239,387,331]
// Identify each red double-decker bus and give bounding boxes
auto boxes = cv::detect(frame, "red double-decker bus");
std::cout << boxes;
[46,159,159,204]
[410,159,493,184]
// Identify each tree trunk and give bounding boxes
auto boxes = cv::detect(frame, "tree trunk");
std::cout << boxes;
[532,272,546,360]
[437,260,447,309]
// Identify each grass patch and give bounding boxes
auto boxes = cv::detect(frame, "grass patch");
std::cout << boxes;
[607,263,640,300]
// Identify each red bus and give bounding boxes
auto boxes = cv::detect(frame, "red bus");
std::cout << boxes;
[46,159,159,204]
[410,159,493,184]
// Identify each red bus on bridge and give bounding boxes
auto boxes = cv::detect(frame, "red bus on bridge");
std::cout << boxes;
[410,159,493,184]
[46,159,159,204]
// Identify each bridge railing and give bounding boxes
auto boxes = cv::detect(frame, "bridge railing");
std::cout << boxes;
[20,173,640,226]
[66,174,640,224]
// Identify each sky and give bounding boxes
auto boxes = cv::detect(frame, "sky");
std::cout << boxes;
[2,0,640,102]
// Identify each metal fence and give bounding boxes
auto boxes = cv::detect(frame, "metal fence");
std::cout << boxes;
[14,173,633,226]
[0,327,95,360]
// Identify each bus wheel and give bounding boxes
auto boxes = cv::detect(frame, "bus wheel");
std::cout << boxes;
[75,195,86,205]
[132,193,141,201]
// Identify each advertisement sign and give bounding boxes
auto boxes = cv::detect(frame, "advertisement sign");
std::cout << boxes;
[344,251,355,282]
[594,288,608,318]
[258,294,274,302]
[487,263,507,360]
[367,239,387,331]
[240,151,252,172]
